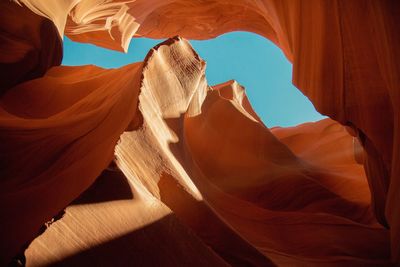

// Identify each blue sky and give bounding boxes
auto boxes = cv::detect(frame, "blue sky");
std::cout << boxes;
[62,32,325,127]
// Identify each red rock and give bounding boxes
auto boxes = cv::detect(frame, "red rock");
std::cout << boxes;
[0,1,61,94]
[1,1,399,266]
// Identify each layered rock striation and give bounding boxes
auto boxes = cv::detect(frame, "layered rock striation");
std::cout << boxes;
[1,1,399,266]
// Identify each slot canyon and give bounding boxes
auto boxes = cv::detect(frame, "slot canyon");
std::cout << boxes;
[0,1,399,266]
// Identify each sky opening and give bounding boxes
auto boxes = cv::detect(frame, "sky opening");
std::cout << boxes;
[62,32,325,127]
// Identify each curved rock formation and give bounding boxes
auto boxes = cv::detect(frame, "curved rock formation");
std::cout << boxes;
[0,1,62,94]
[1,1,399,266]
[64,1,399,262]
[0,61,142,264]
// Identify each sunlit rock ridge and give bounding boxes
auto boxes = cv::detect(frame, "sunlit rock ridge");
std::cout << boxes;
[0,1,399,266]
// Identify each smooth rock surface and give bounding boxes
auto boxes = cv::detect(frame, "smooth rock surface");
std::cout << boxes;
[1,1,399,266]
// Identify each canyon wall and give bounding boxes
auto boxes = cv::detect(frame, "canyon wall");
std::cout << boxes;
[1,1,399,266]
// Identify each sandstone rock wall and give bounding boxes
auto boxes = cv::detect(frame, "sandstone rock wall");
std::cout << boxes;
[1,1,399,266]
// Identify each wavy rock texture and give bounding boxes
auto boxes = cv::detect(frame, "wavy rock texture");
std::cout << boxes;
[1,1,399,266]
[0,1,62,94]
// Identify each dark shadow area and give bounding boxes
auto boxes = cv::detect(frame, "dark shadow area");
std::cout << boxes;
[72,168,134,205]
[158,172,276,267]
[47,214,227,267]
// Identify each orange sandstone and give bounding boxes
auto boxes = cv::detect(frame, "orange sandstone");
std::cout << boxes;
[0,1,399,266]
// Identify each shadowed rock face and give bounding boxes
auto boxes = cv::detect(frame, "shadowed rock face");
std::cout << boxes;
[0,1,62,94]
[0,1,399,266]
